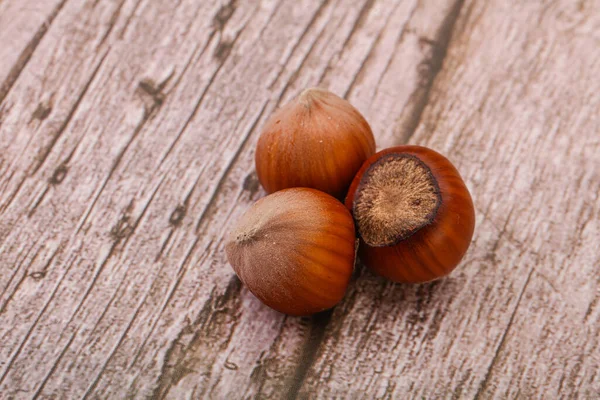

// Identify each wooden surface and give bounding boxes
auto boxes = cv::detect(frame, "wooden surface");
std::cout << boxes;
[0,0,599,398]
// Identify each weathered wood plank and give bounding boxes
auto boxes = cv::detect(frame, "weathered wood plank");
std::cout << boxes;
[153,1,466,399]
[0,0,598,398]
[0,0,463,397]
[0,0,236,397]
[298,0,600,398]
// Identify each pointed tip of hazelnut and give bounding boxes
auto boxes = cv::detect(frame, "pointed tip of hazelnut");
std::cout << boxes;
[299,87,324,97]
[298,87,330,108]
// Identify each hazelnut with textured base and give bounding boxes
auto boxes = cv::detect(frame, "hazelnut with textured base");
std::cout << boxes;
[346,146,475,283]
[255,88,376,198]
[226,188,356,315]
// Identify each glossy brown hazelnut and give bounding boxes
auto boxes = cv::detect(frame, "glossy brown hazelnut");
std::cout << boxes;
[345,146,475,283]
[225,188,356,315]
[255,88,376,198]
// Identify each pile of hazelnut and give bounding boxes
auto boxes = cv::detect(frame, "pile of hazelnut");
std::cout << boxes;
[226,88,475,316]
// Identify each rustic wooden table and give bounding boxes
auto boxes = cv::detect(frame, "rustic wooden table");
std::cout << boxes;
[1,0,599,398]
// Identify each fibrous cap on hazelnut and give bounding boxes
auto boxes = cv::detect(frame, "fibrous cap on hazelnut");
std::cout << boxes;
[352,153,441,247]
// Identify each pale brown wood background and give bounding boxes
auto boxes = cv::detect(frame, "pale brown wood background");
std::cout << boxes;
[0,0,599,398]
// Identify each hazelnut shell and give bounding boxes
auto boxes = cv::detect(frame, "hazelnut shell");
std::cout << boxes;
[226,188,356,315]
[255,88,376,198]
[346,146,475,283]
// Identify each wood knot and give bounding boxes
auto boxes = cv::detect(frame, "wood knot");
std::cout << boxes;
[224,360,238,370]
[169,205,187,227]
[30,271,47,280]
[49,164,68,185]
[418,35,437,48]
[111,215,133,240]
[138,78,166,116]
[213,0,237,30]
[242,172,260,197]
[214,40,234,62]
[32,100,53,121]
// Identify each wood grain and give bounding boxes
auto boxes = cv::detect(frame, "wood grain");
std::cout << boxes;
[299,0,600,398]
[0,0,598,398]
[0,0,66,104]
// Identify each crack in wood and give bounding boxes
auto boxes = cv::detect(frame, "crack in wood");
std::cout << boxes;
[0,270,28,317]
[271,0,333,108]
[150,276,243,399]
[340,0,377,52]
[73,87,160,239]
[116,0,144,40]
[0,47,106,216]
[32,50,110,176]
[0,254,79,387]
[55,178,171,395]
[29,216,162,395]
[0,240,40,313]
[194,100,269,234]
[400,0,465,142]
[81,293,149,400]
[267,0,327,90]
[246,322,287,397]
[31,100,53,122]
[343,0,410,100]
[0,103,5,128]
[473,268,534,399]
[153,4,257,172]
[128,237,209,372]
[27,187,50,218]
[31,328,78,399]
[0,0,69,106]
[213,0,238,31]
[97,0,128,49]
[155,230,175,262]
[285,311,333,400]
